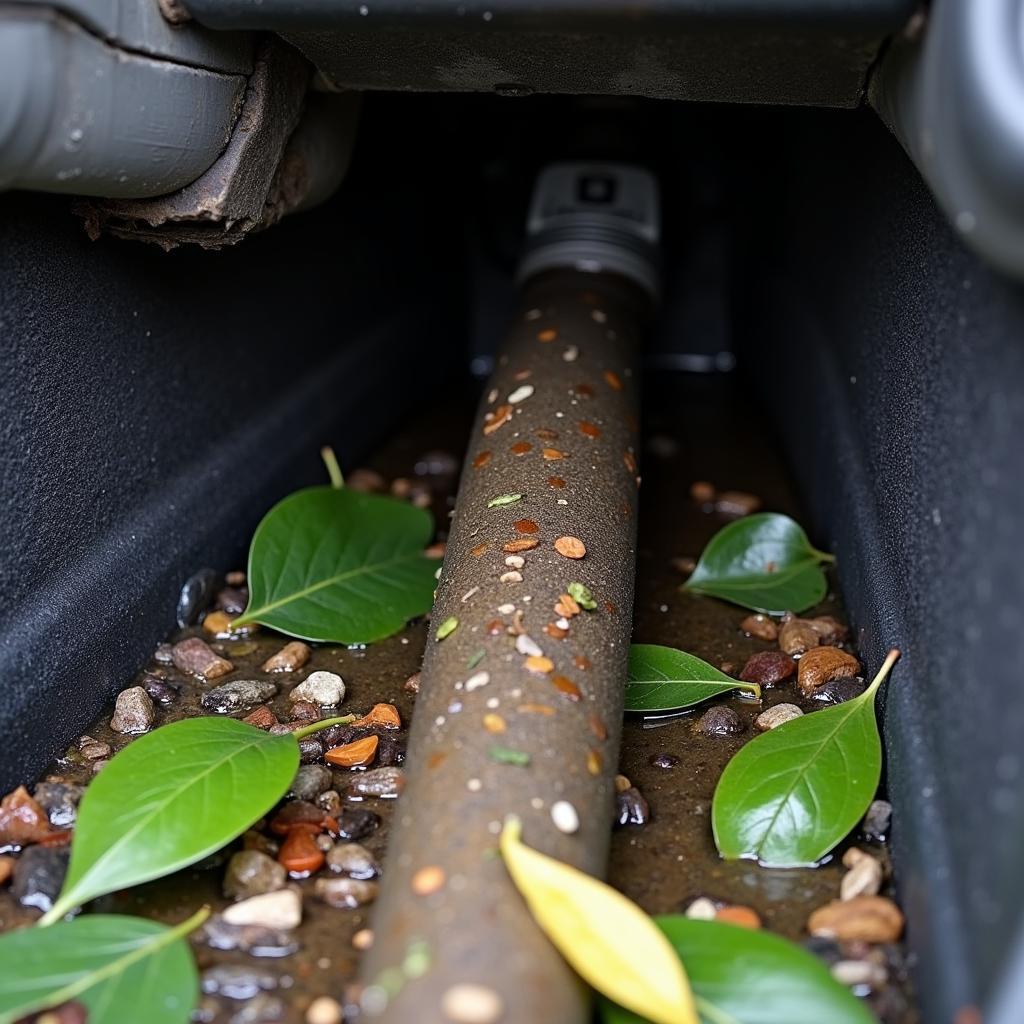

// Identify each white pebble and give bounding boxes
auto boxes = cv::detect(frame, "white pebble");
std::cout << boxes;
[290,670,345,706]
[306,996,343,1024]
[467,778,482,792]
[465,671,490,691]
[504,554,525,569]
[591,309,607,323]
[555,617,570,630]
[497,603,516,614]
[562,345,579,361]
[754,703,803,731]
[515,634,542,657]
[550,800,580,834]
[508,384,534,404]
[685,897,718,921]
[441,983,504,1023]
[223,888,302,930]
[499,571,523,584]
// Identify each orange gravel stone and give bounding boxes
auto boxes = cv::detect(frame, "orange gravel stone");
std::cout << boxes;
[510,441,532,455]
[325,735,379,768]
[279,828,324,875]
[547,476,566,488]
[716,905,762,930]
[544,623,568,639]
[574,655,592,671]
[0,856,12,885]
[471,542,488,557]
[537,328,557,342]
[518,703,555,715]
[589,714,608,741]
[503,538,539,553]
[536,428,559,441]
[513,518,539,534]
[524,655,554,674]
[579,421,601,438]
[552,675,582,701]
[554,536,586,559]
[483,404,513,435]
[554,593,580,617]
[603,369,623,390]
[485,619,504,635]
[587,749,603,775]
[473,450,492,469]
[411,865,446,896]
[353,703,401,729]
[623,450,637,473]
[542,448,567,461]
[482,713,506,734]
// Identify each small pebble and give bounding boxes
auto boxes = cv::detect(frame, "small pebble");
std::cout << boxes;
[807,896,904,943]
[290,671,346,706]
[141,673,178,704]
[404,672,421,694]
[550,800,579,834]
[441,983,504,1024]
[685,897,718,920]
[224,851,287,900]
[508,384,534,404]
[110,686,155,734]
[693,705,744,736]
[325,736,379,768]
[201,965,280,1000]
[262,642,312,673]
[337,808,381,840]
[614,787,650,827]
[352,928,374,950]
[32,782,84,828]
[515,634,543,657]
[290,765,332,801]
[778,614,821,656]
[862,800,893,842]
[306,996,344,1024]
[12,846,69,911]
[689,481,716,504]
[223,889,302,930]
[197,918,297,958]
[739,651,796,687]
[797,647,860,696]
[348,468,386,492]
[202,680,277,714]
[171,636,233,679]
[314,876,379,908]
[327,843,379,880]
[346,767,405,800]
[177,567,220,627]
[754,704,803,731]
[831,959,888,989]
[841,849,884,900]
[812,677,867,705]
[649,753,679,769]
[716,905,761,929]
[740,614,778,641]
[715,490,761,517]
[216,586,248,615]
[554,536,586,559]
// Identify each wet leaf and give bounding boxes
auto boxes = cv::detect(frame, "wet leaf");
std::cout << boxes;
[712,651,899,866]
[436,616,459,641]
[40,718,298,923]
[234,487,439,644]
[501,819,697,1024]
[568,582,598,610]
[489,746,531,767]
[684,513,833,614]
[488,493,523,508]
[627,645,760,713]
[0,910,206,1024]
[600,916,874,1024]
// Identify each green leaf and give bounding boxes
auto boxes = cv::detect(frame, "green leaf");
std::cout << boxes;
[234,486,439,644]
[41,717,298,923]
[626,645,760,713]
[0,910,206,1024]
[600,916,875,1024]
[712,651,899,867]
[683,513,833,614]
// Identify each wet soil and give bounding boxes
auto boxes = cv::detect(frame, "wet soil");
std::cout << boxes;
[1,373,915,1023]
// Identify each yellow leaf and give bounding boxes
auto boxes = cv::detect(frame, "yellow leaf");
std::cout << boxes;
[500,818,698,1024]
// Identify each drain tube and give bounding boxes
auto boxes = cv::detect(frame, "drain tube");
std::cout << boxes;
[359,165,659,1023]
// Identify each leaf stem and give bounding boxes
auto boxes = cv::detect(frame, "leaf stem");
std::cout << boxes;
[864,648,901,701]
[812,548,836,564]
[320,446,344,490]
[292,715,356,740]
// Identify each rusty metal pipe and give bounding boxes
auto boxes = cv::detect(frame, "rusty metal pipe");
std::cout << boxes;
[359,266,649,1024]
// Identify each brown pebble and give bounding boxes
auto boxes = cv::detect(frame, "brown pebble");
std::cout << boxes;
[807,896,904,943]
[325,736,379,768]
[483,405,513,435]
[426,542,447,558]
[513,519,539,534]
[574,655,592,671]
[715,490,762,517]
[690,480,716,503]
[243,705,279,730]
[226,570,247,586]
[551,675,582,701]
[544,623,568,640]
[346,767,405,799]
[0,856,13,886]
[715,905,761,929]
[589,714,608,741]
[778,614,821,656]
[810,616,849,644]
[473,451,492,469]
[471,543,488,557]
[579,421,601,438]
[510,441,532,455]
[740,614,778,641]
[693,705,744,736]
[797,646,861,696]
[352,929,374,951]
[202,610,236,636]
[404,673,421,695]
[504,538,539,553]
[554,593,580,617]
[524,655,554,674]
[739,651,796,687]
[0,787,53,847]
[262,641,312,673]
[347,468,386,492]
[840,849,884,900]
[554,536,586,559]
[411,865,446,896]
[352,703,401,730]
[603,369,623,391]
[670,556,697,575]
[754,704,803,731]
[542,448,567,461]
[315,876,379,908]
[547,476,566,488]
[171,636,233,679]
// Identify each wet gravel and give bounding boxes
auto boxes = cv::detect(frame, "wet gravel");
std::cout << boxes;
[0,377,916,1023]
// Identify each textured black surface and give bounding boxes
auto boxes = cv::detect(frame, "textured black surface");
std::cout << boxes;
[185,0,915,107]
[739,108,1024,1024]
[0,108,467,791]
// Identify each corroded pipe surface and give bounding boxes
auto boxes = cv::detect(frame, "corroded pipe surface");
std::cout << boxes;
[360,269,647,1024]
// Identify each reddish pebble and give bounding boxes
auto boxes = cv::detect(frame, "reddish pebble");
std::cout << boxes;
[537,328,557,342]
[739,651,796,687]
[603,370,623,391]
[243,705,279,730]
[552,675,582,701]
[547,476,566,488]
[513,519,539,535]
[279,828,324,875]
[0,786,53,847]
[510,442,532,455]
[579,421,601,438]
[352,703,401,730]
[716,905,762,929]
[325,736,379,768]
[473,451,492,469]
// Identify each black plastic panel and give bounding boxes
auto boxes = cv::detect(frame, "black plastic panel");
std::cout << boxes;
[0,110,468,791]
[739,108,1024,1024]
